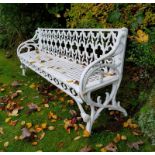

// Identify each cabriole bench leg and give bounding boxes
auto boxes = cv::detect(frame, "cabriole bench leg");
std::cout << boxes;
[20,64,26,76]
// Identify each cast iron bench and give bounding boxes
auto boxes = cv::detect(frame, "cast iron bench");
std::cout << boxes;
[17,28,128,133]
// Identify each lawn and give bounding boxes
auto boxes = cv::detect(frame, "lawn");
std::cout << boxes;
[0,50,155,152]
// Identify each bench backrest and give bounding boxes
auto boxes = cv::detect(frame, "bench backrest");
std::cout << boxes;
[38,28,125,66]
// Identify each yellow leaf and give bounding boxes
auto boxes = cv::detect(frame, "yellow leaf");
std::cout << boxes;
[100,147,107,152]
[5,117,11,123]
[4,141,9,148]
[123,122,129,128]
[135,30,149,43]
[14,136,19,140]
[26,122,32,128]
[0,127,4,135]
[41,123,47,129]
[29,83,36,89]
[21,121,26,126]
[96,144,103,148]
[67,99,74,106]
[121,135,127,140]
[83,130,91,137]
[51,119,57,123]
[113,133,121,143]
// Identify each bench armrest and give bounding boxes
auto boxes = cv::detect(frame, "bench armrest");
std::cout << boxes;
[17,29,39,57]
[79,28,128,101]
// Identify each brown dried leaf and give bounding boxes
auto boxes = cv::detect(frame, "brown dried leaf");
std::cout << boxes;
[39,132,45,140]
[127,140,144,150]
[8,120,18,126]
[104,142,117,152]
[11,81,21,87]
[27,103,39,114]
[10,92,19,99]
[69,109,77,116]
[80,145,93,152]
[21,127,31,139]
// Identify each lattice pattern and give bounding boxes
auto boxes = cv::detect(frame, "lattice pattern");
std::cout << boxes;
[39,29,120,65]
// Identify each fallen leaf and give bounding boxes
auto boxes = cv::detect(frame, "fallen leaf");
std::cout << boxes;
[14,136,20,140]
[11,81,21,87]
[67,99,74,106]
[69,109,77,116]
[104,142,117,152]
[100,148,107,152]
[127,140,144,150]
[74,136,81,141]
[8,120,18,126]
[41,123,47,129]
[32,141,38,146]
[21,128,31,139]
[80,145,93,152]
[48,111,58,120]
[5,117,11,123]
[4,142,9,148]
[26,122,32,129]
[44,104,49,108]
[29,83,37,89]
[8,109,19,116]
[113,134,121,143]
[0,127,4,135]
[121,135,127,140]
[79,124,85,130]
[83,130,90,138]
[96,144,103,148]
[21,121,26,126]
[27,103,40,114]
[39,132,45,140]
[35,127,42,133]
[10,92,19,99]
[132,129,142,136]
[48,126,55,131]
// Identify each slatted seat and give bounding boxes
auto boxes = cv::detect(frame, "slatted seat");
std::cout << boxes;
[17,28,128,134]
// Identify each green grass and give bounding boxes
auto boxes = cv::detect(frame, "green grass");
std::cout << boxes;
[0,50,155,152]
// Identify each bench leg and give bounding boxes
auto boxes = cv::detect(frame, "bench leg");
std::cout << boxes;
[110,81,127,116]
[20,64,26,76]
[79,81,127,134]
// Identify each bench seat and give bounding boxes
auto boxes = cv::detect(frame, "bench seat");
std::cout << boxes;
[19,50,119,99]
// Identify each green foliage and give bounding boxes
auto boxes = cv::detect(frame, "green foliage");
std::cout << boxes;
[138,86,155,145]
[0,4,68,49]
[65,4,155,69]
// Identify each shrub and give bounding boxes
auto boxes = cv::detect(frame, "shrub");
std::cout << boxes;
[65,4,155,69]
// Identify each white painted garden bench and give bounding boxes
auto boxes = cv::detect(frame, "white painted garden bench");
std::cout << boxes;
[17,28,128,133]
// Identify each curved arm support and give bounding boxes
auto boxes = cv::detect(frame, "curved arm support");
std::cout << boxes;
[79,28,128,101]
[17,29,39,57]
